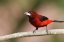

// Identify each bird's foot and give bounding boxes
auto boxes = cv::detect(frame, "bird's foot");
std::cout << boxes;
[46,30,48,34]
[33,30,35,33]
[47,31,48,34]
[33,27,38,33]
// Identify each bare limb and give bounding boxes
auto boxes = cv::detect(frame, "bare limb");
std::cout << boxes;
[0,29,64,41]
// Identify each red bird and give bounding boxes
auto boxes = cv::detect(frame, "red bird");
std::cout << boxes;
[24,11,64,34]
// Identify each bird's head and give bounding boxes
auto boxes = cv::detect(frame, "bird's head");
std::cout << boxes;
[24,11,38,18]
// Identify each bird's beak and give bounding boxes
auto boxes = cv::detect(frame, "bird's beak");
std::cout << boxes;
[24,12,31,16]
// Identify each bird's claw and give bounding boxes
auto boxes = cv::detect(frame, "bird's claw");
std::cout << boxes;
[33,30,36,33]
[46,30,48,34]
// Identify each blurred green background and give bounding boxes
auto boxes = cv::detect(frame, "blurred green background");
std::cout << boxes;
[0,0,64,42]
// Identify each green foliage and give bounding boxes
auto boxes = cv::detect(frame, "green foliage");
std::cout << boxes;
[51,35,61,42]
[0,0,9,4]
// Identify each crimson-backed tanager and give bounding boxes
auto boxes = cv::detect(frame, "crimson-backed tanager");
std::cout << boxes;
[24,11,64,34]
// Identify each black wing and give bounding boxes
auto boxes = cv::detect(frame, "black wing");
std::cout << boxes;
[38,15,48,22]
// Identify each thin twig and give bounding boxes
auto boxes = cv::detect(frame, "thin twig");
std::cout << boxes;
[0,29,64,41]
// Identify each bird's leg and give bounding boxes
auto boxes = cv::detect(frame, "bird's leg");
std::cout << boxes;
[33,27,38,33]
[46,26,48,34]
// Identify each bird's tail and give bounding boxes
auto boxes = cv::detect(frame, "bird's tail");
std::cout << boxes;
[53,20,64,23]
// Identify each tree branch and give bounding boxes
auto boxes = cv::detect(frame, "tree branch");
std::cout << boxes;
[0,29,64,41]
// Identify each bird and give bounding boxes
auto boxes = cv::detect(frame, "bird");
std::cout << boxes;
[24,10,64,34]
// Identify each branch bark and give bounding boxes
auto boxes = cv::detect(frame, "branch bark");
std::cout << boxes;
[0,29,64,41]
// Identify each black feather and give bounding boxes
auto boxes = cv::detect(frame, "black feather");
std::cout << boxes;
[38,16,48,22]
